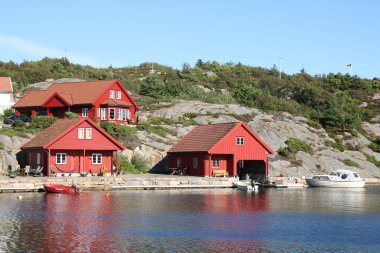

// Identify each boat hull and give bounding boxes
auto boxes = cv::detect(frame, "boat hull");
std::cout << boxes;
[43,184,79,194]
[237,181,258,191]
[306,179,365,188]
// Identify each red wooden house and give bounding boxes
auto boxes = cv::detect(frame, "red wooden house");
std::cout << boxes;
[167,122,274,179]
[13,79,139,124]
[21,118,125,176]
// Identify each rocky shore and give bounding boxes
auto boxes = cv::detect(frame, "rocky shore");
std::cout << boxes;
[0,174,236,193]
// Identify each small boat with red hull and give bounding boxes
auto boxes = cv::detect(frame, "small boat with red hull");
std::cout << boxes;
[43,183,79,194]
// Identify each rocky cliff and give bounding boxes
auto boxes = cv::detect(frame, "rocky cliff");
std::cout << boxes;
[1,99,380,178]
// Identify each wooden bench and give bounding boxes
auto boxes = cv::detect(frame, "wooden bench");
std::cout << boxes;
[213,169,228,177]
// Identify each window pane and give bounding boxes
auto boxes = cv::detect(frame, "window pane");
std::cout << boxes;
[109,108,115,120]
[78,128,84,139]
[86,128,92,139]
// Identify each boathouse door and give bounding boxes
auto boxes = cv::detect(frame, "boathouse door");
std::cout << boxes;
[237,160,266,181]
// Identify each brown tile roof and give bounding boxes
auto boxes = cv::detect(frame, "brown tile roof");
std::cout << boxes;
[101,98,132,107]
[21,118,83,149]
[168,122,239,153]
[0,77,12,93]
[13,80,115,108]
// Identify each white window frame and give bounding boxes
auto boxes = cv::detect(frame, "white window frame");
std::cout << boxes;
[109,108,115,120]
[116,91,121,99]
[193,158,198,169]
[212,157,220,168]
[97,108,101,118]
[101,108,107,120]
[86,128,92,139]
[82,108,88,117]
[56,153,67,164]
[177,158,182,168]
[36,153,41,165]
[109,90,115,99]
[92,153,102,164]
[117,108,122,120]
[78,128,84,139]
[236,137,244,146]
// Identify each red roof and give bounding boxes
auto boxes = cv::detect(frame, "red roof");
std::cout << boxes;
[13,79,139,109]
[21,118,125,150]
[168,122,239,153]
[168,122,274,154]
[0,77,12,93]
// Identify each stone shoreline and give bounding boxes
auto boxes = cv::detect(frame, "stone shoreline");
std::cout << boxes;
[0,175,379,193]
[0,174,237,193]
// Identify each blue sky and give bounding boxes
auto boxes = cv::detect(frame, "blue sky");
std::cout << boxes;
[1,0,379,78]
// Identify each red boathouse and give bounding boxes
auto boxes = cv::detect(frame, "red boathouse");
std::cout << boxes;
[167,122,274,179]
[21,118,125,176]
[13,79,139,124]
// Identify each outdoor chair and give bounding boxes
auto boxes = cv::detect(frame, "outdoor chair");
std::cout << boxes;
[21,165,31,176]
[32,166,43,177]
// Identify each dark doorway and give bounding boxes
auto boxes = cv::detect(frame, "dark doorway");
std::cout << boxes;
[237,160,266,181]
[51,108,66,118]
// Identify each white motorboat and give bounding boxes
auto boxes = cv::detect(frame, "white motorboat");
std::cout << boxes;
[306,169,365,188]
[237,180,259,191]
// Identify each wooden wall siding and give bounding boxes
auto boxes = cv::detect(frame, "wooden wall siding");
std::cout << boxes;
[44,96,67,107]
[48,121,118,150]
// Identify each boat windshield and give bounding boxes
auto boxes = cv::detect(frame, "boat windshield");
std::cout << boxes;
[341,173,348,179]
[330,172,337,176]
[353,173,359,178]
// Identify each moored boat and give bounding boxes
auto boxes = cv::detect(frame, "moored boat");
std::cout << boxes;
[237,180,259,191]
[306,169,365,188]
[43,183,79,194]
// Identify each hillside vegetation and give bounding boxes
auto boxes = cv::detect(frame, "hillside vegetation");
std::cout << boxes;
[1,57,379,135]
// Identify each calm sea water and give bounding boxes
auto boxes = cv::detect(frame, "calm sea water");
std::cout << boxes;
[0,186,380,253]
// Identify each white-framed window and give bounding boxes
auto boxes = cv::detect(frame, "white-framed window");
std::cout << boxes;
[177,158,182,168]
[56,153,67,164]
[236,137,244,146]
[110,90,115,99]
[193,158,198,169]
[212,157,220,168]
[123,109,130,120]
[86,128,92,139]
[82,108,88,117]
[101,108,107,120]
[36,153,41,165]
[109,108,115,120]
[116,91,121,99]
[97,108,101,118]
[78,128,84,139]
[117,108,122,120]
[92,153,102,164]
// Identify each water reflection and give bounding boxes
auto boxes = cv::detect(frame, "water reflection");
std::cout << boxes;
[0,186,379,252]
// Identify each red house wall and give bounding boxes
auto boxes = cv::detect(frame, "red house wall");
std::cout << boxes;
[93,81,137,124]
[48,121,119,150]
[209,124,270,176]
[44,96,67,107]
[49,150,113,174]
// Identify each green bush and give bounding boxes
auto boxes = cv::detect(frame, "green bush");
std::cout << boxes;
[12,120,26,128]
[287,138,312,153]
[0,141,4,150]
[29,116,58,130]
[64,111,79,118]
[278,138,312,157]
[2,108,14,118]
[136,122,172,137]
[117,155,140,174]
[369,140,380,153]
[100,122,139,148]
[325,140,346,152]
[367,156,380,167]
[183,112,198,119]
[131,154,149,173]
[344,159,359,167]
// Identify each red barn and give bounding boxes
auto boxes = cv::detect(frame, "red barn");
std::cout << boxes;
[13,79,139,124]
[167,122,274,179]
[21,118,125,176]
